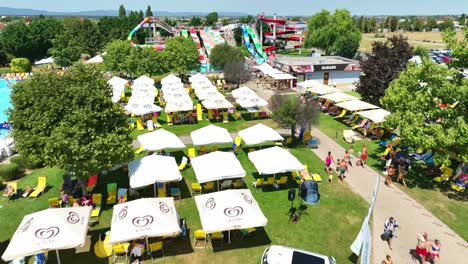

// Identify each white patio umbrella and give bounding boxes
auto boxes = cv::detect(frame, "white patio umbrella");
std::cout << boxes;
[161,83,185,94]
[195,89,222,100]
[161,74,182,86]
[231,86,257,99]
[108,76,128,103]
[86,54,103,64]
[128,154,183,196]
[318,92,359,103]
[191,151,246,191]
[2,206,92,263]
[238,123,283,146]
[125,101,162,116]
[202,95,233,110]
[163,91,190,102]
[134,75,154,86]
[194,189,267,242]
[236,96,268,109]
[165,97,194,112]
[189,73,209,83]
[34,57,54,65]
[137,129,186,151]
[248,146,304,175]
[190,124,233,146]
[109,198,180,253]
[356,108,391,123]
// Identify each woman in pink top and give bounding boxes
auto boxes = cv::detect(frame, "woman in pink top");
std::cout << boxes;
[324,151,334,171]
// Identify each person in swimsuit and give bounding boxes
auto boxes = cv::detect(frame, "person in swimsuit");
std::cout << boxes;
[397,156,407,187]
[428,239,441,263]
[339,159,349,181]
[348,146,355,164]
[324,151,334,171]
[385,165,396,187]
[344,151,352,167]
[414,232,428,263]
[383,216,399,250]
[361,145,368,167]
[382,255,393,264]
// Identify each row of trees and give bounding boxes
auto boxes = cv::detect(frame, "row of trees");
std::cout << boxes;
[355,16,461,33]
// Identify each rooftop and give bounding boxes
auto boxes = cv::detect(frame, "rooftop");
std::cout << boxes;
[274,55,358,66]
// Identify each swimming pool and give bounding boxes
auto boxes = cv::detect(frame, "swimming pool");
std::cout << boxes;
[0,79,15,124]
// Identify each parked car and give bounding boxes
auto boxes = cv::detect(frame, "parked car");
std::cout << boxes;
[261,245,337,264]
[437,55,452,63]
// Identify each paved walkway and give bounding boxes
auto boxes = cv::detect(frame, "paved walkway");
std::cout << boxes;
[309,127,467,264]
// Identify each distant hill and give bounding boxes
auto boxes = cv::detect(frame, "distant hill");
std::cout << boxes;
[0,7,249,17]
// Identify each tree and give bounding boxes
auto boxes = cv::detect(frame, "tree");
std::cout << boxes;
[0,22,32,60]
[381,61,468,162]
[413,18,424,32]
[162,37,200,73]
[146,5,153,17]
[222,18,229,26]
[459,14,466,26]
[233,28,243,46]
[443,29,468,68]
[439,19,454,31]
[209,44,244,70]
[426,17,437,31]
[223,62,250,86]
[413,46,429,59]
[49,18,102,67]
[291,17,302,22]
[189,16,203,27]
[119,5,126,17]
[240,16,254,24]
[205,12,219,27]
[103,39,134,75]
[97,16,129,46]
[386,16,398,32]
[356,35,413,106]
[28,16,64,60]
[305,9,361,58]
[270,95,321,140]
[9,63,133,175]
[11,58,31,72]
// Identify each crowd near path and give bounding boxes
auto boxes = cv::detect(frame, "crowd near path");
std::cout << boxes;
[309,127,467,264]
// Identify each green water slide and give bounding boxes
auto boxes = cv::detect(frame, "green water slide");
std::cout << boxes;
[181,30,189,38]
[246,26,267,60]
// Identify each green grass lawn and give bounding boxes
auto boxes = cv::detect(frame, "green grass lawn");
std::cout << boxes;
[344,91,362,99]
[0,145,368,264]
[315,112,468,240]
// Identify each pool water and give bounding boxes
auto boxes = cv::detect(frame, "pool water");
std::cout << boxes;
[0,79,15,123]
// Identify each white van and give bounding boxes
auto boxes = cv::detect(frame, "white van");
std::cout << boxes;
[261,245,337,264]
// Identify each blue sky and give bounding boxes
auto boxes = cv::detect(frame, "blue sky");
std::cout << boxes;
[0,0,466,15]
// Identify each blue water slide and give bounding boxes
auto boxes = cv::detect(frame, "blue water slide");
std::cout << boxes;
[241,25,264,64]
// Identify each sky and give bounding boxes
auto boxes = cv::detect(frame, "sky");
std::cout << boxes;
[0,0,466,16]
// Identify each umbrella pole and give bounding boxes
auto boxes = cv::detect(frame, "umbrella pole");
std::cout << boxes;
[217,180,219,192]
[228,230,231,244]
[56,249,61,264]
[154,183,157,197]
[146,237,150,256]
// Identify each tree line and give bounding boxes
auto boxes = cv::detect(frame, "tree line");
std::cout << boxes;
[355,15,466,33]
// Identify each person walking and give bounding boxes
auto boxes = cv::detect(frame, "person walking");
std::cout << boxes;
[381,255,393,264]
[428,239,441,264]
[383,216,400,250]
[397,156,408,187]
[324,151,334,172]
[414,232,429,263]
[344,150,352,167]
[348,146,355,166]
[361,145,368,167]
[385,165,396,187]
[339,159,349,181]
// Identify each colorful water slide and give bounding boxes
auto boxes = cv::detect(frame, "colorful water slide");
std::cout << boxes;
[261,18,287,25]
[198,28,225,57]
[181,30,189,38]
[246,25,268,61]
[240,25,264,64]
[189,27,208,65]
[128,17,165,51]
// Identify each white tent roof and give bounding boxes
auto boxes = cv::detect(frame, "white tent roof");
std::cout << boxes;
[161,83,184,93]
[194,189,267,234]
[189,73,209,83]
[34,57,54,65]
[128,155,182,188]
[270,73,297,80]
[296,79,323,89]
[202,95,233,109]
[298,81,341,94]
[165,97,194,112]
[134,75,154,86]
[137,129,186,151]
[163,91,190,102]
[109,198,180,244]
[196,89,222,101]
[256,63,282,75]
[335,100,379,111]
[87,55,103,64]
[357,108,391,123]
[318,92,359,103]
[191,151,246,184]
[190,124,233,146]
[236,96,268,108]
[125,101,162,116]
[231,86,256,99]
[2,206,92,261]
[238,123,283,146]
[161,74,182,86]
[248,146,304,174]
[108,76,128,103]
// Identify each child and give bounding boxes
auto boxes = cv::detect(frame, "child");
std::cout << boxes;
[335,159,341,172]
[356,152,363,167]
[327,167,334,183]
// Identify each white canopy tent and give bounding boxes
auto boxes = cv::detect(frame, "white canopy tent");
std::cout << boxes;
[194,189,267,242]
[269,73,296,80]
[248,146,304,175]
[137,129,186,151]
[34,57,54,65]
[296,79,322,89]
[231,86,256,99]
[109,198,180,252]
[86,55,103,64]
[191,151,246,184]
[202,95,233,110]
[134,75,155,86]
[357,108,391,123]
[190,124,233,146]
[335,100,379,112]
[165,97,194,112]
[318,92,359,103]
[298,81,341,95]
[195,89,222,101]
[128,154,182,190]
[2,206,92,263]
[238,123,283,146]
[161,83,185,93]
[236,96,268,109]
[125,100,162,116]
[163,91,190,102]
[256,63,282,76]
[108,76,128,103]
[161,74,182,86]
[189,73,209,83]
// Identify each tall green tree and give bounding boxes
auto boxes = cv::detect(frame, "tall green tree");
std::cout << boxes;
[386,16,398,32]
[103,39,134,75]
[119,5,126,17]
[0,22,32,60]
[146,5,153,17]
[381,61,468,162]
[97,16,129,45]
[443,29,468,68]
[413,18,424,32]
[205,12,219,27]
[209,44,244,70]
[163,37,200,73]
[189,16,203,27]
[438,19,454,31]
[270,95,321,140]
[356,35,413,106]
[9,63,133,174]
[305,9,361,58]
[425,17,437,31]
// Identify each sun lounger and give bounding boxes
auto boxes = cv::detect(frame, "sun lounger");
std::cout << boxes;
[352,118,368,129]
[136,118,144,131]
[28,177,46,199]
[343,130,361,143]
[146,119,154,131]
[3,182,17,200]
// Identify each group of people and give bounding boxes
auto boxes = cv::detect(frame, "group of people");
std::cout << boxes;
[384,145,409,187]
[324,145,368,182]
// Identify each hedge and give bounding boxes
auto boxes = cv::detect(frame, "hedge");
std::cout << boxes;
[0,163,20,181]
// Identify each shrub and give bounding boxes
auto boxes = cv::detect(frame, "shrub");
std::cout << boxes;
[10,155,26,170]
[11,58,32,73]
[0,67,13,74]
[0,163,20,181]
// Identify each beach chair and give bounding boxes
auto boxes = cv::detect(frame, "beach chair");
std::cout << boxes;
[208,109,214,120]
[233,179,244,188]
[166,114,173,126]
[136,118,144,131]
[90,193,102,222]
[199,146,206,154]
[106,183,117,205]
[188,148,197,159]
[344,114,357,124]
[235,112,242,120]
[67,195,75,207]
[275,176,289,189]
[235,136,242,147]
[241,228,256,239]
[203,182,215,193]
[211,232,224,249]
[3,182,17,200]
[191,183,202,195]
[221,180,232,189]
[222,111,229,123]
[157,182,167,197]
[112,243,130,264]
[433,165,454,183]
[348,116,362,126]
[252,178,264,190]
[358,121,372,133]
[334,109,347,119]
[264,176,275,190]
[117,188,127,203]
[135,145,145,154]
[194,230,207,248]
[28,177,46,199]
[363,123,376,136]
[170,186,181,201]
[147,119,154,132]
[149,241,164,262]
[253,112,260,119]
[352,118,368,129]
[86,175,98,193]
[48,197,61,208]
[178,157,188,171]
